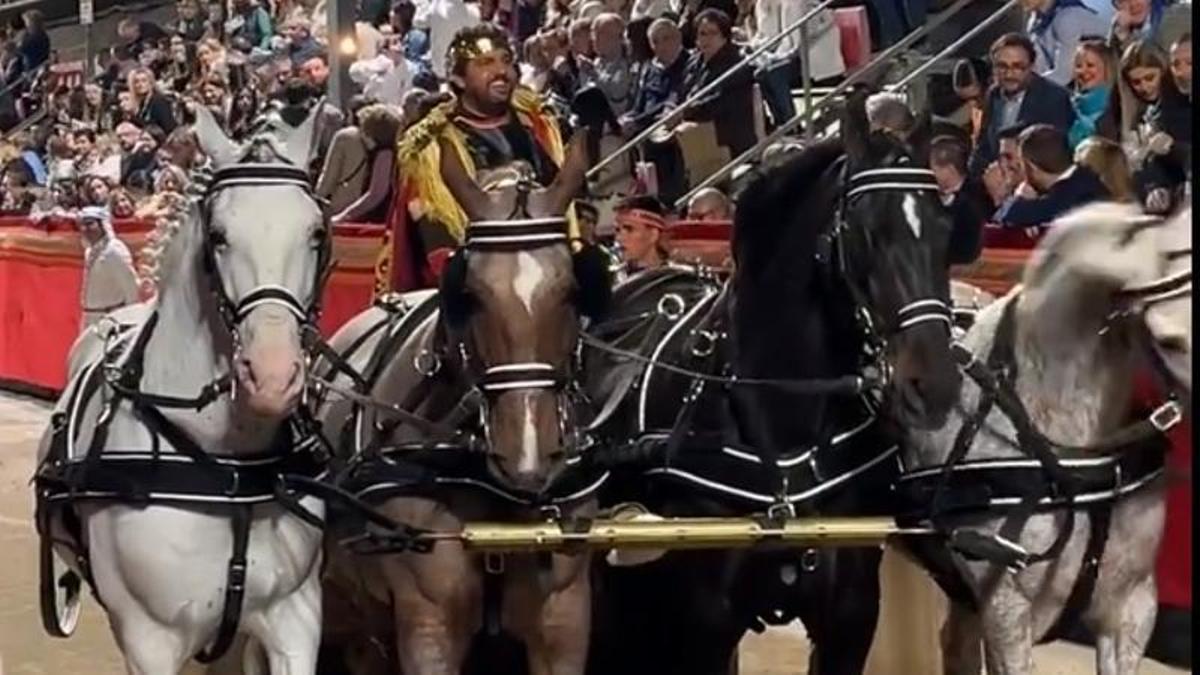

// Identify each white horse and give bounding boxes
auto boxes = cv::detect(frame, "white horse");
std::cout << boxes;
[35,106,329,674]
[902,202,1191,675]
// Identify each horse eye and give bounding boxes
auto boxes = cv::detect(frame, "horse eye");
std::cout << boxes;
[209,229,228,249]
[311,227,329,249]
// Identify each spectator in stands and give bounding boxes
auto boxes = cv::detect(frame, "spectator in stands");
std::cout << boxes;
[621,18,690,136]
[1108,0,1191,55]
[546,21,591,101]
[330,104,402,224]
[581,14,634,116]
[519,33,552,91]
[982,124,1028,210]
[866,91,915,140]
[867,0,927,50]
[951,60,991,142]
[349,36,414,106]
[1074,136,1137,202]
[128,68,178,134]
[197,38,232,84]
[1067,39,1116,149]
[1,160,38,214]
[1106,39,1190,213]
[614,194,671,273]
[283,18,324,67]
[1021,0,1108,87]
[135,165,189,219]
[1169,32,1190,97]
[163,36,199,93]
[994,123,1109,231]
[110,187,137,219]
[17,10,50,73]
[116,122,160,192]
[419,0,483,81]
[686,186,732,221]
[970,33,1072,176]
[632,0,672,21]
[175,0,209,42]
[678,0,739,49]
[227,0,276,52]
[753,0,844,127]
[299,54,331,89]
[930,135,988,264]
[161,126,207,177]
[679,9,756,155]
[117,18,171,61]
[389,1,430,65]
[81,175,114,207]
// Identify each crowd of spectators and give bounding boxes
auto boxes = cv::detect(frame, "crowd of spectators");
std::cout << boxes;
[0,0,1191,274]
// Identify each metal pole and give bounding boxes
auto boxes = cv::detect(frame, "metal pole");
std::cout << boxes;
[800,21,812,144]
[585,0,836,180]
[326,0,356,110]
[886,0,1019,93]
[673,0,976,209]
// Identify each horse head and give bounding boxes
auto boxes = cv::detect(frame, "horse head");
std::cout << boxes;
[192,103,329,419]
[837,86,960,429]
[439,134,610,494]
[1024,202,1192,402]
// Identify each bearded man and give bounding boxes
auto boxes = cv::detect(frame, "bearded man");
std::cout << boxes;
[377,23,589,292]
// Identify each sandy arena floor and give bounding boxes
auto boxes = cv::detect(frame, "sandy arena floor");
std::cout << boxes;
[0,391,1187,674]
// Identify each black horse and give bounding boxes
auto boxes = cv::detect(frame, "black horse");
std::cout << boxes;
[582,88,962,675]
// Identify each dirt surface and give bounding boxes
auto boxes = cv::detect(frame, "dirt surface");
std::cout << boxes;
[0,391,1188,674]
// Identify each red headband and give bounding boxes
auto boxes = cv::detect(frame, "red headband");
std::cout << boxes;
[615,208,667,231]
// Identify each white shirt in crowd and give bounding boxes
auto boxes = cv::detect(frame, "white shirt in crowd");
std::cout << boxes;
[631,0,673,21]
[349,53,414,106]
[415,0,483,79]
[754,0,844,82]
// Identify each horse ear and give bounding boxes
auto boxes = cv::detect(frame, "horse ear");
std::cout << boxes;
[841,85,872,164]
[439,138,488,221]
[192,102,239,169]
[280,102,321,169]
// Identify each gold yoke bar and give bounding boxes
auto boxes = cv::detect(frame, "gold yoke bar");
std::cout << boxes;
[437,517,934,553]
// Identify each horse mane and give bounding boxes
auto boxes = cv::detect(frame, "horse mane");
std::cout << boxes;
[1021,201,1149,291]
[731,136,845,280]
[136,193,194,295]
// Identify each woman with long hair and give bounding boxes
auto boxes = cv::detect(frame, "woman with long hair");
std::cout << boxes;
[1074,136,1137,201]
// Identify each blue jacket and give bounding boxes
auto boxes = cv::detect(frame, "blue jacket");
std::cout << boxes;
[1068,85,1110,149]
[969,73,1073,176]
[626,50,691,133]
[994,165,1109,228]
[1027,0,1108,86]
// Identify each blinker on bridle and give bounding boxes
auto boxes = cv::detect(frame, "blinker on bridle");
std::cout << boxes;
[835,166,953,338]
[201,163,332,333]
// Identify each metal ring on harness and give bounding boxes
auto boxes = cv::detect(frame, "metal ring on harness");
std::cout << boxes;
[414,349,442,378]
[690,329,718,358]
[657,293,686,321]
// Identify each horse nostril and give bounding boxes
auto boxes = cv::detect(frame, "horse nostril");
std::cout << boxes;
[237,358,258,387]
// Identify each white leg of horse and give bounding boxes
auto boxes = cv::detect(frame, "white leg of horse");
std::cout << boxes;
[940,600,983,675]
[246,569,323,675]
[111,613,192,675]
[1094,576,1157,675]
[977,578,1034,675]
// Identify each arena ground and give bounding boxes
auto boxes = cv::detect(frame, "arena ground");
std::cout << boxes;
[0,391,1187,674]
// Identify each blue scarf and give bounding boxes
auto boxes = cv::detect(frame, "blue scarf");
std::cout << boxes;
[1069,84,1110,148]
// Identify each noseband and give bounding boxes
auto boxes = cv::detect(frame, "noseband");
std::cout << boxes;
[200,163,331,334]
[832,166,952,353]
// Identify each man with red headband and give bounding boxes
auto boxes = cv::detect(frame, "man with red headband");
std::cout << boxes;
[613,194,671,276]
[375,23,570,293]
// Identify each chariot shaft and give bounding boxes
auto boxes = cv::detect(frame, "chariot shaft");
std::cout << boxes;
[434,517,932,552]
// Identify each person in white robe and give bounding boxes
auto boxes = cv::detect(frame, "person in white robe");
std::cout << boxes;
[78,205,140,330]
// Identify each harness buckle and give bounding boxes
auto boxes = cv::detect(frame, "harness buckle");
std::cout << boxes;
[227,561,247,592]
[766,501,795,521]
[483,552,505,575]
[690,330,718,358]
[225,469,241,497]
[1150,401,1183,433]
[539,504,563,522]
[656,293,686,321]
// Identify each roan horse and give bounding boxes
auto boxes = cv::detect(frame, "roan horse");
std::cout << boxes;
[899,203,1192,675]
[34,105,330,674]
[584,88,961,675]
[316,131,610,674]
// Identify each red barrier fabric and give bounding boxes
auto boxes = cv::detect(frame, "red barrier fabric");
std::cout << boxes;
[0,217,1189,610]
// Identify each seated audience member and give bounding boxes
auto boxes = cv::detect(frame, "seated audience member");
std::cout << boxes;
[685,186,733,221]
[970,33,1073,176]
[865,91,916,140]
[994,123,1109,231]
[1022,0,1108,86]
[1106,39,1190,213]
[952,57,990,144]
[581,13,635,116]
[1108,0,1191,55]
[614,194,671,274]
[77,205,139,329]
[1170,32,1191,97]
[1068,39,1116,149]
[127,67,178,134]
[678,9,757,155]
[930,135,989,264]
[1074,136,1138,202]
[621,18,690,136]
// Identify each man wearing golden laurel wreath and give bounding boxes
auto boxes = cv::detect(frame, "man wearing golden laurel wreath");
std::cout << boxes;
[376,23,589,293]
